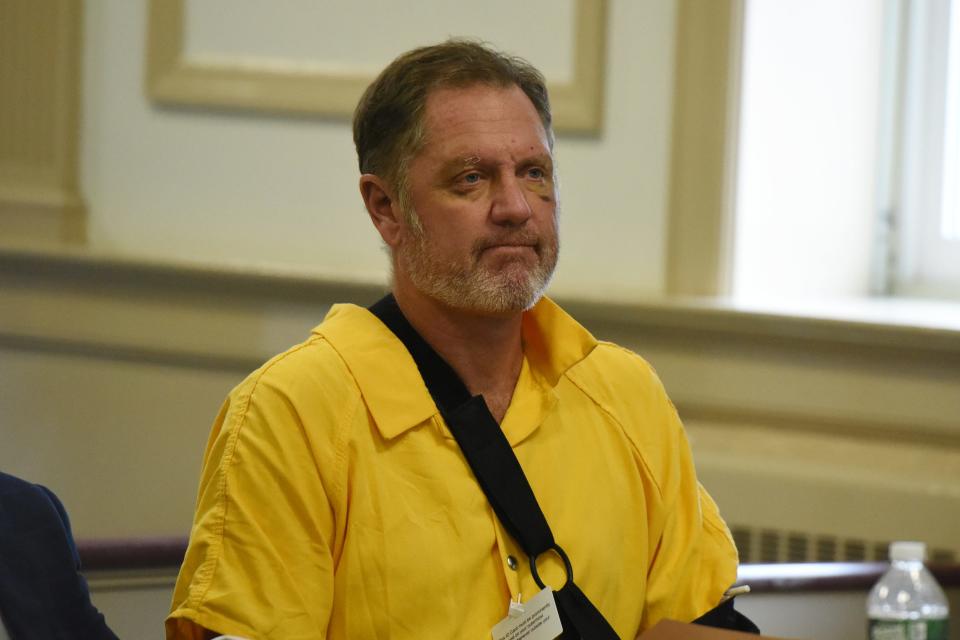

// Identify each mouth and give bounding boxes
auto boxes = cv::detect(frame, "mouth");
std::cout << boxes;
[481,243,538,258]
[479,236,539,252]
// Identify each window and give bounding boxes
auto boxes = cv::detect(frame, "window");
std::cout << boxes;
[670,0,960,305]
[732,0,882,300]
[875,0,960,298]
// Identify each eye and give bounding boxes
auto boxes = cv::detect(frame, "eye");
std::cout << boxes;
[527,167,546,180]
[462,172,481,184]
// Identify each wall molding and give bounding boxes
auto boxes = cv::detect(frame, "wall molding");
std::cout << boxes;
[3,244,958,447]
[145,0,607,133]
[80,535,188,573]
[665,0,744,295]
[0,0,86,244]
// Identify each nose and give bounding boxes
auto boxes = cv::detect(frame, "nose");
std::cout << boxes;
[490,174,533,226]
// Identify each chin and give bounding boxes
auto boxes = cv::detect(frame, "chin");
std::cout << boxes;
[403,250,555,315]
[461,278,550,315]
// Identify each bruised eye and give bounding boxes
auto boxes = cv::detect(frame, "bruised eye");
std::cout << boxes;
[527,167,546,180]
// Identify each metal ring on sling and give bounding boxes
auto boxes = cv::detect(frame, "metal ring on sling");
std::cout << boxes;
[529,544,573,590]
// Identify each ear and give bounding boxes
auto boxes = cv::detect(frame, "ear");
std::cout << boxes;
[359,174,404,249]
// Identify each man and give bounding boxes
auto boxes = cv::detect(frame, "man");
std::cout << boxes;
[0,472,118,639]
[167,40,740,639]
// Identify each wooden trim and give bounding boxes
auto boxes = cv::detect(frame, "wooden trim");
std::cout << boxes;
[665,0,744,295]
[78,536,188,572]
[144,0,607,133]
[0,0,86,244]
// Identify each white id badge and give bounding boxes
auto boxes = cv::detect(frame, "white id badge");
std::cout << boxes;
[491,587,563,640]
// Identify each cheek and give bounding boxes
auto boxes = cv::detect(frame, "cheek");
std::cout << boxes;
[528,180,555,202]
[419,219,479,259]
[530,193,558,226]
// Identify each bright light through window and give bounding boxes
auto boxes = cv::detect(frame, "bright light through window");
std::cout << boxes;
[885,0,960,297]
[942,0,960,240]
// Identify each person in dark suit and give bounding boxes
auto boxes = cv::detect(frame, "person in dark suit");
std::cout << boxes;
[0,471,118,639]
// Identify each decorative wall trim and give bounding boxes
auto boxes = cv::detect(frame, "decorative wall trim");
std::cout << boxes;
[3,244,959,447]
[0,0,86,243]
[665,0,743,295]
[145,0,607,133]
[80,536,188,573]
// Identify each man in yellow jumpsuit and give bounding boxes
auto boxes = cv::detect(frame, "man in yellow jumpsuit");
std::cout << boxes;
[167,40,741,640]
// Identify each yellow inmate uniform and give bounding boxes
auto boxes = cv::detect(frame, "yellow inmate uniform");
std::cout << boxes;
[167,297,738,640]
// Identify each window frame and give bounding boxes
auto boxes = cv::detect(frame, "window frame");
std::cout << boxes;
[885,0,960,298]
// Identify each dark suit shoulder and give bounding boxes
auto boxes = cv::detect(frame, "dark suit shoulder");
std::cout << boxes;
[0,472,118,640]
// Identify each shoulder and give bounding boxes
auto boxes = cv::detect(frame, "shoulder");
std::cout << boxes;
[232,303,382,409]
[206,333,363,486]
[0,470,37,499]
[231,334,360,418]
[0,470,40,497]
[564,341,685,481]
[0,472,67,526]
[566,340,671,416]
[0,472,80,571]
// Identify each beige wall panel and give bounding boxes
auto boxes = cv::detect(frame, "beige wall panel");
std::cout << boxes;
[0,0,86,243]
[690,423,960,559]
[88,573,176,639]
[646,338,960,439]
[574,304,960,442]
[0,344,240,538]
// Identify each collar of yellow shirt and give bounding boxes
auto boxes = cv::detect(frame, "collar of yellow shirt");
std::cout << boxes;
[313,296,599,446]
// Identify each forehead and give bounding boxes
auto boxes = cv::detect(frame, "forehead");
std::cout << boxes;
[419,84,551,160]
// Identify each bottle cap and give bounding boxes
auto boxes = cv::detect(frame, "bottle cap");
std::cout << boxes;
[890,541,926,562]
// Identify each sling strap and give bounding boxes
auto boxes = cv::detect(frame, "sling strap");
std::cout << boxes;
[369,294,619,640]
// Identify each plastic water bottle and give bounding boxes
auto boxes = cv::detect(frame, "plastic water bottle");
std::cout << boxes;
[867,541,949,640]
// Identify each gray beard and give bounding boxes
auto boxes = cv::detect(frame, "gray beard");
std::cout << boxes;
[398,226,558,315]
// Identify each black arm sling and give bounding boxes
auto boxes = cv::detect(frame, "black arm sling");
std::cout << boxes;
[368,294,759,638]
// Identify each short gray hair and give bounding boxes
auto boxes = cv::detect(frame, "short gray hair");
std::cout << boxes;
[352,39,553,212]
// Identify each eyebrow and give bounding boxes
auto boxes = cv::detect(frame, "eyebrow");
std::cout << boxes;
[438,155,481,174]
[518,153,554,169]
[439,153,553,175]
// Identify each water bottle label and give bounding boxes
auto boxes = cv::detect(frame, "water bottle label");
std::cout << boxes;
[868,619,949,640]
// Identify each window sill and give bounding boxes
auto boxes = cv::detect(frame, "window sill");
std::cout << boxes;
[2,242,959,356]
[562,293,960,356]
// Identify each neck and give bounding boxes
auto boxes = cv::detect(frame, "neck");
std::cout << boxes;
[393,281,524,423]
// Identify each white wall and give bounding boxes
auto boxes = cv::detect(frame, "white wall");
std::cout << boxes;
[80,0,677,301]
